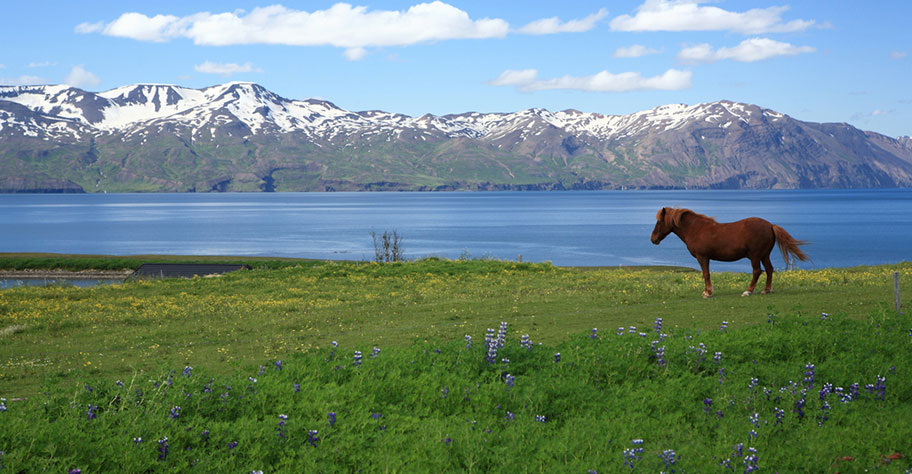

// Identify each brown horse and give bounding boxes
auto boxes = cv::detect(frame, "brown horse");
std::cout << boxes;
[650,207,809,298]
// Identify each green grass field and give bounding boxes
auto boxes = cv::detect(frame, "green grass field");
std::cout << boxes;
[1,255,910,471]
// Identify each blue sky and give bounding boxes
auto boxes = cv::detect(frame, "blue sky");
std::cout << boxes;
[1,1,909,137]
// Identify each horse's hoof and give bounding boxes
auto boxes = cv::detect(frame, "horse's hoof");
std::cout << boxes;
[702,291,713,298]
[741,291,752,297]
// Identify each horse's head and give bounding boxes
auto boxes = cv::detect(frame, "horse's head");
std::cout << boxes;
[650,207,676,244]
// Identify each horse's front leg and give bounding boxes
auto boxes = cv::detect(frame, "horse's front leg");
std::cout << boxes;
[742,258,762,296]
[697,256,713,298]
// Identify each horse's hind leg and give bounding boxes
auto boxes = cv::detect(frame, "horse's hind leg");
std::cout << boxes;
[760,255,774,294]
[742,257,762,296]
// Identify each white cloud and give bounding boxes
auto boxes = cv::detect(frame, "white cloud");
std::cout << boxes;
[0,75,49,85]
[194,61,262,76]
[76,2,515,59]
[343,47,369,61]
[517,8,608,35]
[74,21,105,34]
[613,44,661,58]
[851,109,893,121]
[677,38,815,64]
[488,68,692,93]
[27,61,57,68]
[610,0,815,34]
[64,65,101,88]
[891,50,908,60]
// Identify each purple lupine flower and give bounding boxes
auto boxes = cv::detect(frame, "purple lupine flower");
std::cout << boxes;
[203,380,213,393]
[874,376,886,400]
[628,326,637,334]
[720,321,728,331]
[169,406,181,420]
[554,352,561,363]
[307,430,319,447]
[819,383,833,400]
[655,346,666,367]
[485,328,498,364]
[465,334,471,349]
[328,412,336,427]
[794,397,806,419]
[354,351,362,366]
[505,374,514,388]
[818,401,831,425]
[749,412,760,428]
[638,332,647,337]
[183,366,192,377]
[444,435,451,446]
[258,365,266,375]
[371,347,380,358]
[520,334,532,351]
[201,430,209,443]
[294,383,300,393]
[658,449,678,471]
[617,327,625,336]
[371,412,382,420]
[441,386,449,398]
[501,358,510,365]
[157,437,169,461]
[713,350,721,364]
[274,360,283,370]
[849,383,860,400]
[748,378,759,391]
[227,440,238,450]
[277,414,289,438]
[116,380,124,387]
[535,415,546,423]
[248,377,257,384]
[654,317,663,333]
[703,398,713,414]
[496,322,508,349]
[505,411,514,421]
[68,470,81,474]
[767,313,775,324]
[623,439,645,469]
[774,407,785,424]
[803,363,815,389]
[743,447,759,473]
[590,328,598,339]
[132,437,143,444]
[87,404,98,420]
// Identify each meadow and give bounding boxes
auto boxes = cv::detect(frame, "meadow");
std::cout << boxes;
[0,255,910,471]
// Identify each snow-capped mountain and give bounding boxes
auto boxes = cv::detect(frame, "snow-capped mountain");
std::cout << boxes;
[1,82,911,192]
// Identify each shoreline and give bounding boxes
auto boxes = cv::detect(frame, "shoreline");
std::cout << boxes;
[0,269,133,279]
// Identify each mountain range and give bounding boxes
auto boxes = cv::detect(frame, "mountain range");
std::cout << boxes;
[1,81,911,192]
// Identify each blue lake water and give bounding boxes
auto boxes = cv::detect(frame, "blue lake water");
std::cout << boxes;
[1,190,910,271]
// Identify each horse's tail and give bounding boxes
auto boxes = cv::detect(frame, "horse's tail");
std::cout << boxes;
[772,224,809,268]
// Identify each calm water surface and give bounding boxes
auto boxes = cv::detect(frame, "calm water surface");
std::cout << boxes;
[2,190,910,270]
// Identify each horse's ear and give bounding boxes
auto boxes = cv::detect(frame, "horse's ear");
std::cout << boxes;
[656,208,666,221]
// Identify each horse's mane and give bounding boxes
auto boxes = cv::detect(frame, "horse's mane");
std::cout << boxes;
[663,208,716,227]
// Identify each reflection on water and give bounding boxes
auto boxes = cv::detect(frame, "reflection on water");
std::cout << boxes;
[0,278,123,290]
